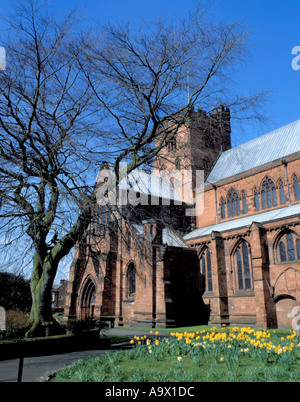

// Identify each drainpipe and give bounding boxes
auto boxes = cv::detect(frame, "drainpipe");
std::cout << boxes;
[282,159,291,206]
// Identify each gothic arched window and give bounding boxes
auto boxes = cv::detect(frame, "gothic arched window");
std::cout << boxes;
[278,179,286,204]
[200,248,213,292]
[127,231,132,251]
[167,137,176,152]
[234,241,252,291]
[127,262,136,296]
[261,176,277,209]
[253,186,260,211]
[220,197,226,219]
[279,241,287,262]
[241,190,247,214]
[227,188,240,218]
[292,173,300,200]
[276,230,300,263]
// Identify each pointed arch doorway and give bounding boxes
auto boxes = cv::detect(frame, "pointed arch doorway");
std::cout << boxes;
[80,276,96,320]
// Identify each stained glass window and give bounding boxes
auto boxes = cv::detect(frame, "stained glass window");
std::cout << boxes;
[227,188,240,218]
[261,177,277,208]
[235,241,252,290]
[200,248,213,292]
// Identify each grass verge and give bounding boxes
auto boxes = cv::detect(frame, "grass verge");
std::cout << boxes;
[55,326,300,382]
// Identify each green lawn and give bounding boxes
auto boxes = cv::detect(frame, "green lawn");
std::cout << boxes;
[55,348,300,382]
[55,326,300,382]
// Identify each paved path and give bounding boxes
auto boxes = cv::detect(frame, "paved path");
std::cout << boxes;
[0,349,110,382]
[0,329,169,382]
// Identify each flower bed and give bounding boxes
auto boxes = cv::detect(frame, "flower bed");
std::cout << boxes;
[130,326,300,369]
[55,326,300,382]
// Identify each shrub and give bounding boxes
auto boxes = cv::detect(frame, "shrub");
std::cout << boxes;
[0,272,31,312]
[0,310,31,341]
[6,310,30,329]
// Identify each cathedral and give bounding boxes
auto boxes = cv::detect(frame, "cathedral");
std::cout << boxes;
[64,107,300,329]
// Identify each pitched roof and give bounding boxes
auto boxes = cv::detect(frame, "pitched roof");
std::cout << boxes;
[205,119,300,185]
[131,222,187,248]
[119,170,184,203]
[162,227,187,248]
[184,203,300,241]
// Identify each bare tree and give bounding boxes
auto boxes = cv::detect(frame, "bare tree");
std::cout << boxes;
[82,6,266,178]
[0,0,105,336]
[0,1,266,336]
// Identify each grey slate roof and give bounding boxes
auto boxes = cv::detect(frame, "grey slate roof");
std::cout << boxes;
[205,119,300,185]
[184,203,300,241]
[162,227,187,248]
[130,223,187,248]
[119,170,183,203]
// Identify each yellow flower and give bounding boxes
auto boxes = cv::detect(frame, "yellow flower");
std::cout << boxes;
[130,339,135,344]
[155,340,159,346]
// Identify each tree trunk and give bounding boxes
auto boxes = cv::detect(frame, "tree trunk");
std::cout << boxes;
[26,251,65,338]
[25,207,91,338]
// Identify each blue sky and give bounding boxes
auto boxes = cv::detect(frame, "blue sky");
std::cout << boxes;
[1,0,299,148]
[0,0,299,280]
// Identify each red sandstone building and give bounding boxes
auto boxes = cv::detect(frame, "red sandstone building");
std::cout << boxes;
[64,109,300,329]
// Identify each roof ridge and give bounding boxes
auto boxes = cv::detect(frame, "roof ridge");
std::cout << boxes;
[205,118,300,184]
[225,118,300,155]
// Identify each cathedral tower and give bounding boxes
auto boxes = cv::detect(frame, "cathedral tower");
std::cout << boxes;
[153,106,231,183]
